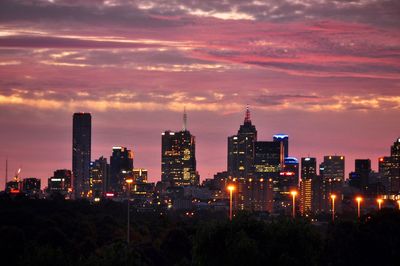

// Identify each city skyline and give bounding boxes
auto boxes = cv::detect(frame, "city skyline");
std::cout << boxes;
[0,108,398,189]
[0,0,399,187]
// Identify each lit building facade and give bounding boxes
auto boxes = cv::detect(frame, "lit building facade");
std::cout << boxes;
[90,156,109,198]
[320,155,345,213]
[300,157,316,215]
[48,169,72,194]
[379,138,400,197]
[228,107,257,178]
[273,134,289,159]
[161,111,199,187]
[110,147,134,193]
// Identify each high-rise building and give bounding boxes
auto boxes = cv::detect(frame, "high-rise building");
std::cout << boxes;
[110,147,134,193]
[228,107,257,178]
[300,157,316,215]
[320,156,345,213]
[349,159,371,192]
[273,134,289,160]
[161,110,199,187]
[321,156,345,181]
[253,141,281,179]
[280,157,299,192]
[48,169,72,194]
[379,138,400,196]
[90,156,109,198]
[72,112,91,199]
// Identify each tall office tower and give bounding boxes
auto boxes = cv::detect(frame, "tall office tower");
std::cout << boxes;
[300,157,316,215]
[391,138,400,158]
[48,169,72,194]
[280,157,299,192]
[110,147,134,193]
[90,156,109,198]
[161,111,199,187]
[321,156,345,181]
[72,112,91,199]
[349,159,372,191]
[320,155,345,213]
[228,107,257,178]
[273,134,289,161]
[379,138,400,196]
[253,141,281,179]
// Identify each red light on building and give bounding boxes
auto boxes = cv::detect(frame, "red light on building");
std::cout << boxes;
[280,172,295,176]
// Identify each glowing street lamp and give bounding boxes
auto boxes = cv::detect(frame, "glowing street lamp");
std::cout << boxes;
[290,190,297,219]
[330,194,336,222]
[356,196,363,219]
[377,198,383,210]
[126,178,133,244]
[227,185,235,221]
[397,200,400,211]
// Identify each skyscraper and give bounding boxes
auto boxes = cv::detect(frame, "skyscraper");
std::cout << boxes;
[273,134,289,160]
[300,157,316,215]
[90,156,109,198]
[253,141,281,179]
[321,156,345,181]
[48,169,72,194]
[379,138,400,196]
[320,155,345,213]
[228,107,257,178]
[72,113,91,199]
[349,159,371,191]
[110,147,134,193]
[161,110,199,187]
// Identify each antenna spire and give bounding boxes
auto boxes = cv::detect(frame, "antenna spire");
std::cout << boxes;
[5,158,7,190]
[244,105,251,123]
[183,106,187,131]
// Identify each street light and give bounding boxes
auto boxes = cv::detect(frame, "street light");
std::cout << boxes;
[330,194,336,222]
[377,198,383,210]
[356,196,363,219]
[126,178,133,244]
[227,185,235,221]
[290,190,297,219]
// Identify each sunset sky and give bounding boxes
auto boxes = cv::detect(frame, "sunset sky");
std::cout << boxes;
[0,0,399,187]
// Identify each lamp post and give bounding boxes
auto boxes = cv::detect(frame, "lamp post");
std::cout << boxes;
[377,198,383,210]
[331,194,336,222]
[290,190,297,219]
[126,178,133,244]
[356,196,362,219]
[227,185,235,221]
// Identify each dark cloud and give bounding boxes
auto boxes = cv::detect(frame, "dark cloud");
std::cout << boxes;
[0,36,161,49]
[255,93,320,106]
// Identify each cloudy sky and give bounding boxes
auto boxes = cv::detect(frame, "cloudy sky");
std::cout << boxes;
[0,0,399,187]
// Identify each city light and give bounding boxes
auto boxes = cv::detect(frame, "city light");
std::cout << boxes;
[377,198,383,210]
[356,196,363,218]
[227,185,235,221]
[290,190,297,218]
[331,194,336,222]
